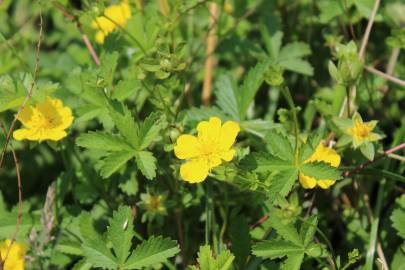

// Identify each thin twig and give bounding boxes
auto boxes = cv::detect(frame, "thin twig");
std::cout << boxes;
[0,122,23,267]
[0,6,43,169]
[202,2,219,105]
[52,1,101,66]
[365,66,405,88]
[358,0,381,60]
[344,143,405,177]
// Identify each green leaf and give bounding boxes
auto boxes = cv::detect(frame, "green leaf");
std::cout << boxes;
[108,101,140,148]
[123,236,179,269]
[138,113,166,150]
[360,142,375,161]
[190,245,235,270]
[76,132,132,152]
[72,259,93,270]
[135,151,157,180]
[79,213,119,269]
[238,60,271,119]
[240,152,293,173]
[56,241,83,256]
[268,213,302,246]
[299,216,318,246]
[278,42,311,61]
[107,206,134,264]
[0,75,25,112]
[299,161,341,180]
[265,130,294,160]
[391,195,405,239]
[299,133,322,163]
[278,58,314,76]
[252,239,304,259]
[280,252,305,270]
[215,75,240,120]
[98,151,136,178]
[268,168,299,200]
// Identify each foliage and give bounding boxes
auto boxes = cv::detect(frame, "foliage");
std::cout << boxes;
[0,0,404,269]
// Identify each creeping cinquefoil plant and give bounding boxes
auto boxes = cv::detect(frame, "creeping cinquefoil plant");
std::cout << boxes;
[0,1,404,270]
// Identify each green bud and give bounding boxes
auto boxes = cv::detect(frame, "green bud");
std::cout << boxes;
[265,64,284,86]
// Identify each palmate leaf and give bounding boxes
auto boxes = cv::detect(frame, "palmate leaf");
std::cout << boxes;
[299,161,341,180]
[280,252,305,270]
[107,206,134,264]
[268,168,299,200]
[135,151,157,180]
[265,130,294,160]
[76,132,132,152]
[268,214,302,246]
[188,245,235,270]
[108,101,140,148]
[300,216,318,246]
[138,112,166,150]
[238,59,272,120]
[97,151,136,178]
[215,75,240,120]
[240,152,293,172]
[391,195,405,239]
[79,213,118,269]
[123,236,180,269]
[252,239,304,259]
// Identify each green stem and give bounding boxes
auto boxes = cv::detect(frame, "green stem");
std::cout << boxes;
[205,181,212,245]
[346,86,351,117]
[281,86,300,163]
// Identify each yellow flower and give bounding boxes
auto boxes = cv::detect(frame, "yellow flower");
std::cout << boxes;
[344,112,381,148]
[13,97,74,141]
[91,0,131,44]
[299,143,341,189]
[0,240,26,270]
[174,117,240,183]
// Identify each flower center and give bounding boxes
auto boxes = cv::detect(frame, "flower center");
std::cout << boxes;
[356,124,370,138]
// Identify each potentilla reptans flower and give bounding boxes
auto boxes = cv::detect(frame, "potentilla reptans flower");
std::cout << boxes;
[0,240,26,270]
[13,97,74,141]
[174,117,240,183]
[91,0,131,44]
[299,143,341,189]
[344,112,382,148]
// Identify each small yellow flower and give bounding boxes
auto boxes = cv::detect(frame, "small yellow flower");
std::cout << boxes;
[91,0,131,44]
[299,143,341,189]
[13,97,74,141]
[345,112,381,148]
[174,117,240,183]
[0,240,26,270]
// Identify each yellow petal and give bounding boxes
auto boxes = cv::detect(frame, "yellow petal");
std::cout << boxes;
[44,129,68,141]
[366,132,381,142]
[352,112,363,126]
[317,180,336,189]
[13,128,40,141]
[180,159,209,183]
[197,117,221,143]
[299,173,317,189]
[174,135,200,159]
[0,240,26,270]
[219,121,240,150]
[219,149,236,162]
[59,107,74,130]
[18,106,37,128]
[95,31,105,44]
[306,143,341,167]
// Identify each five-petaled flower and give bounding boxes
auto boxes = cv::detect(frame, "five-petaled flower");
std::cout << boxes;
[0,240,26,270]
[299,143,341,189]
[91,0,131,44]
[344,112,382,148]
[174,117,240,183]
[13,97,74,141]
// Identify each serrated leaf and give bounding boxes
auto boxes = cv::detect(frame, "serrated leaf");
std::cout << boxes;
[56,241,83,256]
[280,252,304,270]
[135,151,157,180]
[265,130,294,160]
[79,213,118,269]
[72,259,92,270]
[279,58,314,76]
[192,245,235,270]
[299,133,322,163]
[123,236,179,269]
[108,101,140,148]
[268,168,299,201]
[215,75,240,120]
[391,195,405,239]
[76,132,132,152]
[98,151,136,178]
[240,152,293,173]
[268,213,302,246]
[107,206,134,264]
[299,161,341,180]
[252,239,304,259]
[138,113,166,150]
[186,106,229,123]
[278,42,311,61]
[238,60,271,119]
[299,216,318,246]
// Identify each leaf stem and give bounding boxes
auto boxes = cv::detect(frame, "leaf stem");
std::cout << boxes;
[281,86,300,163]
